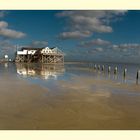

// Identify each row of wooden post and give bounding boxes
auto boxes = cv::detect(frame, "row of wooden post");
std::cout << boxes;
[88,63,140,84]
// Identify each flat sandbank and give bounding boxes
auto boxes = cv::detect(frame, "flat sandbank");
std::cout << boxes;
[0,74,140,129]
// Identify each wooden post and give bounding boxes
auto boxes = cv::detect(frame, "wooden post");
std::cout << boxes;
[114,66,118,75]
[123,68,127,78]
[101,65,105,72]
[108,66,111,73]
[94,64,97,70]
[136,70,139,84]
[97,65,100,71]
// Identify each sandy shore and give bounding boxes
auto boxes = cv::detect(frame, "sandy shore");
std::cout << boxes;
[0,73,140,129]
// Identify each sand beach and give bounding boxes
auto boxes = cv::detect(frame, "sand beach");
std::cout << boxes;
[0,63,140,129]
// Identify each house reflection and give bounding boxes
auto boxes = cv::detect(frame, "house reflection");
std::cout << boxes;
[16,63,65,80]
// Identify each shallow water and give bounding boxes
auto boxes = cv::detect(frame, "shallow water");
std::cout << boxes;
[14,62,140,86]
[0,62,140,129]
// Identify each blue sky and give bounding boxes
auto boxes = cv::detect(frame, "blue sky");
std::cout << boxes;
[0,10,140,63]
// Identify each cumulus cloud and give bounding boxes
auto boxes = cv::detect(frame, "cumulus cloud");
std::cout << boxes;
[111,43,140,53]
[56,10,127,39]
[59,31,92,39]
[0,21,25,39]
[14,40,49,51]
[0,28,25,39]
[104,43,140,61]
[95,47,104,52]
[78,39,140,53]
[0,21,8,28]
[87,47,104,54]
[30,40,48,48]
[79,38,111,47]
[78,38,140,59]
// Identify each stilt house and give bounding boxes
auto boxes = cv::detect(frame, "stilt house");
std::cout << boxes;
[15,47,64,64]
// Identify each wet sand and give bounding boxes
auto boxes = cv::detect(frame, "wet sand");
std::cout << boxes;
[0,72,140,130]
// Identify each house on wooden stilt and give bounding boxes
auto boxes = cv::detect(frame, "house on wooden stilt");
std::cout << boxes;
[15,47,64,64]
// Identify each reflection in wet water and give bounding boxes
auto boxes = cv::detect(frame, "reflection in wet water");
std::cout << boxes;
[1,62,140,129]
[4,63,8,68]
[16,63,65,80]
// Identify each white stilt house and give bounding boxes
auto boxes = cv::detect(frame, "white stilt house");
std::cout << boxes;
[15,47,64,64]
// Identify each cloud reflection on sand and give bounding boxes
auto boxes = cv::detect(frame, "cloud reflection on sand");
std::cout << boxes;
[0,63,140,129]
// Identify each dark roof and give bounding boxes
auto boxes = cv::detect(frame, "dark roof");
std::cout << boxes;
[50,47,56,50]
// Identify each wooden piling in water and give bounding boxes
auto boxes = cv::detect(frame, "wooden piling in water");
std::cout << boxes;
[136,70,139,84]
[101,65,105,72]
[97,65,100,71]
[89,63,140,85]
[108,66,111,73]
[94,64,97,70]
[123,68,127,78]
[114,66,118,74]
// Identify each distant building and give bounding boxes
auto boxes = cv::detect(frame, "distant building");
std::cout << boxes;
[0,55,9,62]
[0,54,11,62]
[15,47,64,64]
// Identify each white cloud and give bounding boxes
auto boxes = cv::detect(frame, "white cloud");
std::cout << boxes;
[0,40,48,58]
[108,43,140,60]
[0,28,25,39]
[20,41,48,49]
[0,21,8,28]
[112,43,140,51]
[79,38,111,47]
[57,10,127,39]
[95,47,104,52]
[59,31,92,39]
[30,41,48,48]
[0,21,25,39]
[71,15,112,33]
